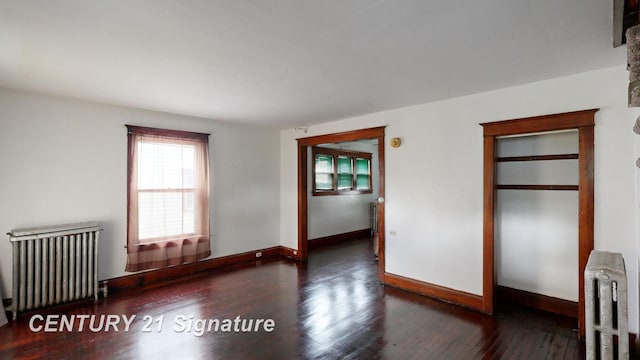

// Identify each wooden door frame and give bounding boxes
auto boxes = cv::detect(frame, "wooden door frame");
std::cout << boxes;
[481,109,596,337]
[297,127,386,280]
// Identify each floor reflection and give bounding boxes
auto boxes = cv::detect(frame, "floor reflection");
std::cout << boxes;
[298,240,386,359]
[133,303,205,359]
[0,238,584,359]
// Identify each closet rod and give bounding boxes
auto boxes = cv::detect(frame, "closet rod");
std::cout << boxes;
[496,185,579,191]
[496,153,579,162]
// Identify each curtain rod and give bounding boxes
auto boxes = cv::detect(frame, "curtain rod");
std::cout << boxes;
[125,125,210,140]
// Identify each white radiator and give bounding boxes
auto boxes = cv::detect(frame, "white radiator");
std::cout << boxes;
[585,250,629,360]
[370,202,378,235]
[8,222,101,320]
[370,202,379,256]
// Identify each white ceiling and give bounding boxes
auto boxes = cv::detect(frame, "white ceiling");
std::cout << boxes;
[0,1,625,129]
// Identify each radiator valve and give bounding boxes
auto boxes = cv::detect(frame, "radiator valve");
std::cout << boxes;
[100,281,109,298]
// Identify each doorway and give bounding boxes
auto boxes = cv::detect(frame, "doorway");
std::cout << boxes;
[481,109,596,337]
[297,127,386,281]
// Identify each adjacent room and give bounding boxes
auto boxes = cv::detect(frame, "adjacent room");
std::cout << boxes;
[1,1,639,358]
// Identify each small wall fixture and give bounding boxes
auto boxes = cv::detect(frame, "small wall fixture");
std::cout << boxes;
[390,137,402,148]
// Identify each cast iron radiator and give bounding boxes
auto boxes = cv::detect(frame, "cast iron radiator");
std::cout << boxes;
[8,222,102,320]
[585,250,629,360]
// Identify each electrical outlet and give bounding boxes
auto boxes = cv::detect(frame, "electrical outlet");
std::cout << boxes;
[256,251,262,258]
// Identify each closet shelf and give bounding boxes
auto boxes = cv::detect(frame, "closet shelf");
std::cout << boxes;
[496,184,579,191]
[496,153,579,162]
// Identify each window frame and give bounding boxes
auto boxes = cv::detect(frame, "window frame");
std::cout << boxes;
[311,146,372,196]
[126,125,210,243]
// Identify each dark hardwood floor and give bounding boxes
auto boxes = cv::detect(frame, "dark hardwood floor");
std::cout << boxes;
[1,238,586,359]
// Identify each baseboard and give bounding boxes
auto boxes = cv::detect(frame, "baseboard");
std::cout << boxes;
[496,286,577,318]
[3,245,301,318]
[105,246,286,294]
[278,246,299,260]
[308,229,371,248]
[383,272,484,312]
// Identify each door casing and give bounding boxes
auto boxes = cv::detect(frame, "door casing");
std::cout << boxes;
[296,127,386,280]
[481,109,596,337]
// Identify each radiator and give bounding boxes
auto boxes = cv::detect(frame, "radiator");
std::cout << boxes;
[8,222,102,320]
[370,202,378,235]
[585,250,629,360]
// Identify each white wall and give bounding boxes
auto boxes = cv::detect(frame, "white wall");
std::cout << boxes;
[280,64,640,332]
[496,131,579,301]
[0,88,281,297]
[307,141,378,239]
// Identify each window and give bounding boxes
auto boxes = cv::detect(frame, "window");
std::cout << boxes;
[312,146,372,195]
[125,125,211,272]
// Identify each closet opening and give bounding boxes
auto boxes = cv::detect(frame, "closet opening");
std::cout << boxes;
[481,109,596,338]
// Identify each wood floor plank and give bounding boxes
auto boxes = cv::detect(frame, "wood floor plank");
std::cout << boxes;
[0,238,592,359]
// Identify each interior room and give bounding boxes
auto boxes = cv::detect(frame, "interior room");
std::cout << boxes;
[1,1,639,358]
[307,139,379,249]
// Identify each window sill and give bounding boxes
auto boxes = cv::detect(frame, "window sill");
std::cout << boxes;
[312,190,373,196]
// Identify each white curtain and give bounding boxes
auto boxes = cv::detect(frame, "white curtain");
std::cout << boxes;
[126,126,210,272]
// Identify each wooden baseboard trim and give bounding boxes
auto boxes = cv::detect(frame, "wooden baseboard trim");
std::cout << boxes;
[383,273,484,313]
[278,246,299,260]
[4,245,303,319]
[496,285,577,318]
[106,246,284,294]
[308,229,371,248]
